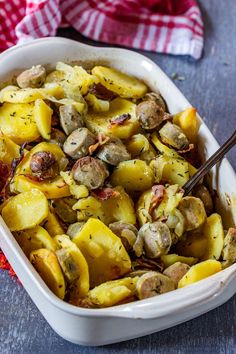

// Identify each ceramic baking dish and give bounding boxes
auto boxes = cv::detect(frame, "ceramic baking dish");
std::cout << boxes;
[0,37,235,346]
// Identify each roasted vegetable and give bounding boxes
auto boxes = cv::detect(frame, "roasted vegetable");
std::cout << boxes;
[2,189,48,231]
[0,132,21,165]
[30,248,65,299]
[201,213,224,260]
[71,218,131,288]
[43,208,65,237]
[54,235,89,297]
[91,66,147,99]
[178,260,222,288]
[85,93,110,112]
[88,277,138,307]
[86,97,139,139]
[0,102,39,144]
[160,254,198,268]
[15,226,58,257]
[34,99,53,139]
[111,159,154,193]
[150,155,189,187]
[173,107,199,143]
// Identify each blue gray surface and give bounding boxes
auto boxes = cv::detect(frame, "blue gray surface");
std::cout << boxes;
[0,0,236,353]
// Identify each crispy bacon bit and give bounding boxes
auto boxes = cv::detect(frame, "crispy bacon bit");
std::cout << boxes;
[92,187,120,200]
[88,83,117,101]
[149,185,166,214]
[109,113,131,127]
[178,143,194,154]
[88,133,110,155]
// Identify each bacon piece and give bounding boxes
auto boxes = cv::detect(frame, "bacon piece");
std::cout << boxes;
[88,83,117,101]
[92,187,120,201]
[177,143,194,154]
[149,184,166,214]
[109,113,131,127]
[88,133,110,155]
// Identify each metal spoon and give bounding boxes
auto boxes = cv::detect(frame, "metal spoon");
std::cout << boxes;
[183,129,236,196]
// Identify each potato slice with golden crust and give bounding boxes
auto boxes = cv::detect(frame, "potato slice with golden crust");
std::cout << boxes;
[43,208,65,237]
[34,99,53,139]
[110,159,154,193]
[0,132,21,165]
[0,102,39,144]
[12,175,70,199]
[88,277,138,307]
[54,235,89,298]
[178,259,222,288]
[173,107,200,143]
[72,218,131,288]
[92,66,147,99]
[14,226,58,257]
[0,85,64,103]
[2,189,48,231]
[160,254,198,268]
[30,248,65,299]
[86,97,139,140]
[201,213,224,261]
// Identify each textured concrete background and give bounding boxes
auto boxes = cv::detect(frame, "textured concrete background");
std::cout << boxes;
[0,1,236,353]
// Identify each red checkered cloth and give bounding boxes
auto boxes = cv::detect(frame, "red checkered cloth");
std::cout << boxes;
[0,0,204,59]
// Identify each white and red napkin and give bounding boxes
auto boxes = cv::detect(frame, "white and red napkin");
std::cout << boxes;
[0,0,204,58]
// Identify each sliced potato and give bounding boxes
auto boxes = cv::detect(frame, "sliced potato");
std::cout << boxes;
[44,208,64,237]
[151,132,196,176]
[2,189,48,231]
[92,66,147,98]
[86,97,139,139]
[173,107,199,143]
[72,218,131,288]
[15,226,58,257]
[34,99,53,139]
[0,132,21,165]
[54,235,89,298]
[110,159,154,193]
[85,93,109,112]
[88,277,138,307]
[150,155,189,187]
[160,254,198,268]
[201,213,224,260]
[126,134,150,158]
[30,248,65,299]
[12,175,70,199]
[0,85,64,103]
[178,259,222,288]
[0,102,39,144]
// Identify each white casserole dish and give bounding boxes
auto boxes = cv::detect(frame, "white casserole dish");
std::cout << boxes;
[0,37,235,346]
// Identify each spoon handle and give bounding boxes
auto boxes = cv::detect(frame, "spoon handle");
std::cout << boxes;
[183,129,236,196]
